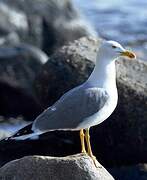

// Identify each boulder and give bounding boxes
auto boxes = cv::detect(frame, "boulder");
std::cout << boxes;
[0,80,42,120]
[0,154,114,180]
[0,44,47,119]
[0,44,48,91]
[0,0,97,54]
[109,164,147,180]
[34,37,98,106]
[0,2,26,46]
[34,37,147,166]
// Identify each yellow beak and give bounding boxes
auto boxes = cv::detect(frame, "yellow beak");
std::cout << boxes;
[120,50,136,59]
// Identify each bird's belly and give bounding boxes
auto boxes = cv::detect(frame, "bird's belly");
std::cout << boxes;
[77,94,118,129]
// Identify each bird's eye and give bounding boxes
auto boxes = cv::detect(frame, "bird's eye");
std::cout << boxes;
[112,45,117,49]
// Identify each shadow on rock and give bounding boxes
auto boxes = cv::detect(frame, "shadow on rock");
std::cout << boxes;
[0,79,42,120]
[0,0,97,54]
[0,44,48,119]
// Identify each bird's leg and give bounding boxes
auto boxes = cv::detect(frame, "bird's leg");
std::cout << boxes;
[80,129,86,154]
[85,128,94,157]
[85,128,98,167]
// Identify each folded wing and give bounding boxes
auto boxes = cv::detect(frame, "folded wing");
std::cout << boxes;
[33,85,109,131]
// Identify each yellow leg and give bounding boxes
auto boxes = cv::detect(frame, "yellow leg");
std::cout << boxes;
[80,129,86,154]
[85,128,93,156]
[85,128,98,167]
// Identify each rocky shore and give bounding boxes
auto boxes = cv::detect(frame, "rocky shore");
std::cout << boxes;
[0,154,114,180]
[0,0,96,121]
[0,0,147,180]
[0,37,147,179]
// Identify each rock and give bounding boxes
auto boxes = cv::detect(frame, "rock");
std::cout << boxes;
[0,44,48,91]
[0,130,80,167]
[34,37,147,166]
[0,32,20,47]
[109,164,147,180]
[0,2,27,46]
[34,37,98,106]
[0,0,97,54]
[0,154,114,180]
[0,80,42,120]
[0,44,47,119]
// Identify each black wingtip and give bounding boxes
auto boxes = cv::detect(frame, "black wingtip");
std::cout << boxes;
[1,122,33,141]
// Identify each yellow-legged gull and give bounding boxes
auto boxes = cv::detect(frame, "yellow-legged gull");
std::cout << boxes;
[7,40,136,166]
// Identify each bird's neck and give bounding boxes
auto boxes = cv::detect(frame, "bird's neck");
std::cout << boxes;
[87,55,117,91]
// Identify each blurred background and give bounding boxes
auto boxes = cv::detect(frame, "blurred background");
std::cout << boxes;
[74,0,147,60]
[0,0,146,179]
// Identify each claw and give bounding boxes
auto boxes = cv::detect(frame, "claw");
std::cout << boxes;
[90,155,101,168]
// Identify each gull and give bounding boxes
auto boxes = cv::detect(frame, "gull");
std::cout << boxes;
[7,40,136,166]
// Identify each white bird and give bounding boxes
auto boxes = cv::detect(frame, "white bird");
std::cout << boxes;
[7,40,136,166]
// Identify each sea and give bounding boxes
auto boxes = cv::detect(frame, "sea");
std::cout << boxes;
[73,0,147,61]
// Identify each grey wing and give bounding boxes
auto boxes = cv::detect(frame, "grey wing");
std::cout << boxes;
[33,86,109,131]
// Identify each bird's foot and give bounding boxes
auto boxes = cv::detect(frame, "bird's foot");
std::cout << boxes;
[90,155,102,168]
[81,149,87,154]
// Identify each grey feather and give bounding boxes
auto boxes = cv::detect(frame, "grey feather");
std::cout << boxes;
[33,84,109,131]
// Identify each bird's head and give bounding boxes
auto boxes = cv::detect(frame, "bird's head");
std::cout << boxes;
[98,40,136,61]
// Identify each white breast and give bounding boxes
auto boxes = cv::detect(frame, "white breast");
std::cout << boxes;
[77,88,118,129]
[77,54,118,129]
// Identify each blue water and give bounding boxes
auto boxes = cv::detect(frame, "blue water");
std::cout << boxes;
[73,0,147,60]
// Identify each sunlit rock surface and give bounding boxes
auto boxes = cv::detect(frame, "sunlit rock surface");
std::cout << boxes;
[0,154,114,180]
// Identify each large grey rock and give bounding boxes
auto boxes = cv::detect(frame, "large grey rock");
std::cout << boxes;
[0,44,48,91]
[0,154,114,180]
[34,37,147,165]
[0,44,46,119]
[0,2,27,46]
[109,164,147,180]
[34,37,98,106]
[0,0,97,54]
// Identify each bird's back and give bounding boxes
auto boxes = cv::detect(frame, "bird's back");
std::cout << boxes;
[32,84,109,131]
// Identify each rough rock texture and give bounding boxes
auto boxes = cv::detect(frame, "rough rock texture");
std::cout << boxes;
[0,0,96,54]
[0,44,48,91]
[34,37,99,106]
[0,80,42,120]
[0,2,23,46]
[34,37,147,166]
[0,154,114,180]
[0,44,46,119]
[109,164,147,180]
[0,0,96,119]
